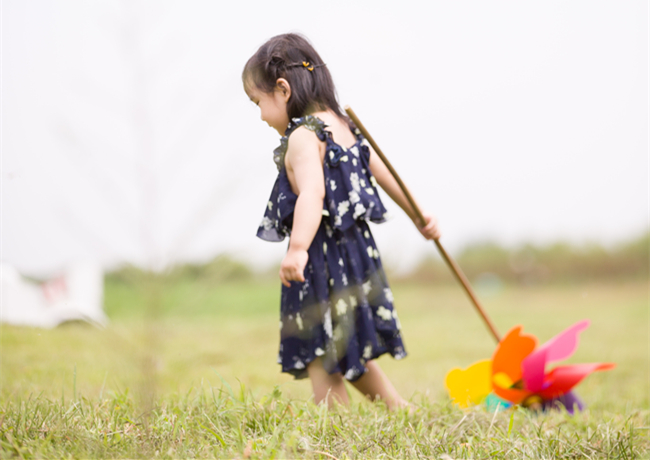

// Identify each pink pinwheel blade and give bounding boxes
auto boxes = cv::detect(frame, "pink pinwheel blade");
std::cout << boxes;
[521,320,590,392]
[538,363,616,400]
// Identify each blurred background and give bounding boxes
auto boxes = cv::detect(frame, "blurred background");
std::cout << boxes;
[1,1,648,408]
[3,0,647,277]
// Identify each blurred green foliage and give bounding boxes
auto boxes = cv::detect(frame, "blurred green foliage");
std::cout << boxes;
[407,231,649,285]
[105,254,257,287]
[104,232,649,289]
[104,255,276,320]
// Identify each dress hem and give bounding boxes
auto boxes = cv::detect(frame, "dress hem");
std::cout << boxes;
[281,348,408,383]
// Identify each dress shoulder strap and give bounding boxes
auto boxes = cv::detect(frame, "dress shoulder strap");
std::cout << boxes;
[273,116,329,171]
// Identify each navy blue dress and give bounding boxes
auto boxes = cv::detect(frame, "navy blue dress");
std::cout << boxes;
[257,115,406,382]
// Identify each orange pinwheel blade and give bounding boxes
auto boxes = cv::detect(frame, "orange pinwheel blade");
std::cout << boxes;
[491,325,537,404]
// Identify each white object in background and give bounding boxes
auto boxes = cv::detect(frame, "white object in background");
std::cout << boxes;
[0,262,107,328]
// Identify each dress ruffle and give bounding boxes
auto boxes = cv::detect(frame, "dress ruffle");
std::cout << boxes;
[257,116,389,242]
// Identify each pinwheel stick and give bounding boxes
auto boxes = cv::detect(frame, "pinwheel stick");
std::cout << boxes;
[345,106,502,344]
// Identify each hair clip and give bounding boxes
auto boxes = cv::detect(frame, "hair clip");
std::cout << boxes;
[288,61,326,72]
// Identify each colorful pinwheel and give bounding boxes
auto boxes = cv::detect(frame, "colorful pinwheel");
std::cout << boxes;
[445,320,615,413]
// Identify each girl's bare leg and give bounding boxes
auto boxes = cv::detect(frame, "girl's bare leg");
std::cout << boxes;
[349,360,409,410]
[307,358,349,407]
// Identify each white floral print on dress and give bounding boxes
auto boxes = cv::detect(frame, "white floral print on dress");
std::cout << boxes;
[354,203,366,219]
[345,368,359,380]
[393,310,402,330]
[335,298,347,316]
[348,190,360,204]
[337,200,350,216]
[261,216,273,230]
[323,308,333,338]
[393,346,406,359]
[363,344,372,359]
[350,172,360,192]
[376,306,392,321]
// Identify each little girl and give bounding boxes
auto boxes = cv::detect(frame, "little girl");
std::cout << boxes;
[243,33,440,410]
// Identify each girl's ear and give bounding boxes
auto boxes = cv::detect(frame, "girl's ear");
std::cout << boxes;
[276,78,291,102]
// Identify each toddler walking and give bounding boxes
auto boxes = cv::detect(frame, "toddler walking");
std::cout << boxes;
[243,33,440,409]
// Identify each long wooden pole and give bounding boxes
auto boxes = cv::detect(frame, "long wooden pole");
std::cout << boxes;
[345,106,502,343]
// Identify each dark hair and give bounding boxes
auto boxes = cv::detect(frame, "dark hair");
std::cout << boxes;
[243,33,345,120]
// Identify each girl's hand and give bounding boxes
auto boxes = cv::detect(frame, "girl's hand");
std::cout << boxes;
[279,248,309,287]
[417,212,441,240]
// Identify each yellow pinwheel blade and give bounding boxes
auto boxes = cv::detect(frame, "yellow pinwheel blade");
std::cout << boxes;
[445,360,492,408]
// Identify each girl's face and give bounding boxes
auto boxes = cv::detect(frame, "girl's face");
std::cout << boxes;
[247,81,290,135]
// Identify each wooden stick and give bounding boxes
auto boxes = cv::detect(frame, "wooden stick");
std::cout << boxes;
[345,105,502,343]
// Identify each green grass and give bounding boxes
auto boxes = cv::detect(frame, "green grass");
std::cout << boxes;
[1,278,648,458]
[1,390,646,459]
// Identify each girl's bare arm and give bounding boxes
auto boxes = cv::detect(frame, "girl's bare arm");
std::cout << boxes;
[280,128,326,287]
[368,147,440,240]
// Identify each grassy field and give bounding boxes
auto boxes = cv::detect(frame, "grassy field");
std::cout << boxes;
[1,277,648,458]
